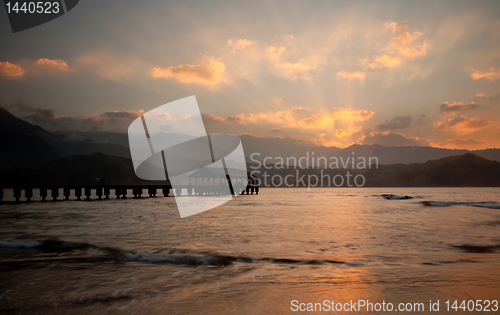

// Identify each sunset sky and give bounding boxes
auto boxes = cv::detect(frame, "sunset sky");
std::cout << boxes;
[1,0,499,150]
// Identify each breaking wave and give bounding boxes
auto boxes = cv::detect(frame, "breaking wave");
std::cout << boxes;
[422,201,500,209]
[0,238,345,267]
[0,239,42,248]
[374,194,416,200]
[451,244,500,253]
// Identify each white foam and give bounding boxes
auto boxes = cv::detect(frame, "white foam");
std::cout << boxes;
[422,201,451,207]
[422,201,500,209]
[471,202,500,209]
[122,252,211,264]
[381,194,413,200]
[0,239,42,248]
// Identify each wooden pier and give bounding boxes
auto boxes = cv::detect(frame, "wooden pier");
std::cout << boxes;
[0,184,260,203]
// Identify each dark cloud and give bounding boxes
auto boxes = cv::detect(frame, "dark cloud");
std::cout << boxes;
[14,102,56,118]
[26,112,80,129]
[80,111,142,130]
[440,102,479,115]
[414,114,427,125]
[8,101,142,132]
[376,116,412,131]
[357,131,430,146]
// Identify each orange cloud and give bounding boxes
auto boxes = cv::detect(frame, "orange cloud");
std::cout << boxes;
[369,22,428,69]
[435,138,485,149]
[434,115,490,133]
[204,108,373,131]
[266,46,315,79]
[366,54,401,69]
[305,132,344,147]
[228,39,253,51]
[0,61,25,77]
[295,126,363,147]
[36,58,68,70]
[337,70,365,80]
[151,56,225,85]
[475,93,491,99]
[149,112,192,122]
[387,22,428,58]
[298,110,374,128]
[341,21,428,78]
[470,68,500,81]
[440,101,479,115]
[335,126,363,138]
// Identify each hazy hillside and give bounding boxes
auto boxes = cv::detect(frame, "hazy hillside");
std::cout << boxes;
[0,108,62,170]
[1,151,499,187]
[364,153,500,187]
[250,154,500,187]
[238,134,500,165]
[52,131,500,166]
[0,108,130,171]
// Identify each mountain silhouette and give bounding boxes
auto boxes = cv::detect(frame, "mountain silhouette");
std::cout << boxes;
[363,153,500,186]
[238,134,500,166]
[249,153,500,187]
[0,108,130,171]
[0,108,61,171]
[1,108,500,187]
[1,151,498,187]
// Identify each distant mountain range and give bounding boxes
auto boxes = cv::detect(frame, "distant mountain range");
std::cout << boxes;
[238,134,500,166]
[1,151,498,187]
[1,108,499,187]
[363,153,500,187]
[250,153,500,187]
[0,108,130,171]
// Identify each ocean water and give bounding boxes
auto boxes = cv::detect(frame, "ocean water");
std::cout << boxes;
[0,188,499,314]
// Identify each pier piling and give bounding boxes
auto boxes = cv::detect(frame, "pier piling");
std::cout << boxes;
[148,187,156,197]
[96,187,103,200]
[85,187,91,201]
[64,187,70,200]
[75,187,82,201]
[40,187,47,202]
[25,187,33,202]
[0,182,259,203]
[51,187,59,201]
[14,187,21,202]
[121,188,128,199]
[162,187,169,197]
